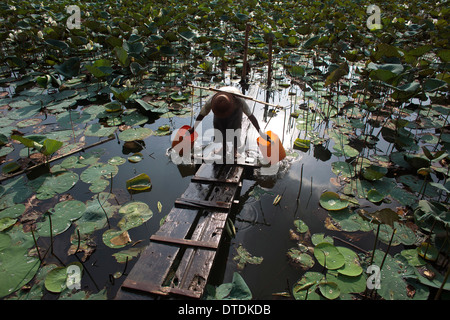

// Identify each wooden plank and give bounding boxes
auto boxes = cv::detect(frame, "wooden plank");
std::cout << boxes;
[171,212,227,295]
[149,234,219,250]
[116,163,246,300]
[191,176,240,184]
[175,198,231,211]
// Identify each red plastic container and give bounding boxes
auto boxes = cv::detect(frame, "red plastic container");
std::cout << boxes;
[172,125,198,155]
[257,131,286,165]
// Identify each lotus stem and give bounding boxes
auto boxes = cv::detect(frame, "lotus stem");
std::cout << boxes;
[370,223,381,266]
[31,224,42,263]
[380,228,396,271]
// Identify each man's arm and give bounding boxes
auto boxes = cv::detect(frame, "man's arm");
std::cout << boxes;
[248,114,271,142]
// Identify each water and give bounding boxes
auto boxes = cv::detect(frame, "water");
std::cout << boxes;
[1,73,412,300]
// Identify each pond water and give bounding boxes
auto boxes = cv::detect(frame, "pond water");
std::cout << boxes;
[0,56,445,301]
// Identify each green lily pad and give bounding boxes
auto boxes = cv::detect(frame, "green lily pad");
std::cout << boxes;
[108,156,126,166]
[28,171,79,200]
[294,219,309,233]
[311,233,334,246]
[37,200,86,237]
[0,245,40,298]
[319,191,349,211]
[117,201,153,230]
[80,164,118,184]
[313,242,345,270]
[318,281,340,300]
[367,189,384,203]
[336,246,363,277]
[2,162,21,174]
[362,165,388,181]
[44,267,68,293]
[118,127,153,142]
[0,217,17,231]
[287,248,315,270]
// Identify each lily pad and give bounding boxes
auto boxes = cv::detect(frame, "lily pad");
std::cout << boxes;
[233,245,263,270]
[319,191,349,211]
[117,201,153,230]
[37,200,86,237]
[336,246,363,277]
[318,281,340,300]
[102,229,131,249]
[126,173,152,192]
[287,248,315,270]
[28,171,79,200]
[118,127,153,142]
[80,164,118,184]
[0,245,40,298]
[44,267,68,293]
[313,242,345,270]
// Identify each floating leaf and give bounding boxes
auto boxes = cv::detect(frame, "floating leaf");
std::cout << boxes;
[336,246,363,277]
[44,267,68,293]
[2,162,20,174]
[128,152,143,163]
[103,229,131,248]
[0,245,40,298]
[367,189,384,203]
[313,242,345,270]
[233,245,263,270]
[37,200,86,237]
[287,248,315,270]
[118,201,153,230]
[118,127,153,142]
[318,281,340,300]
[294,219,309,233]
[126,173,152,192]
[319,191,349,211]
[29,171,79,200]
[81,164,118,184]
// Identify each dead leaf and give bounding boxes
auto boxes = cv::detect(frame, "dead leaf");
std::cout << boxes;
[324,217,341,231]
[110,230,131,246]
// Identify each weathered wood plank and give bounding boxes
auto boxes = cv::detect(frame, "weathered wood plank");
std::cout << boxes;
[116,163,246,300]
[149,234,219,250]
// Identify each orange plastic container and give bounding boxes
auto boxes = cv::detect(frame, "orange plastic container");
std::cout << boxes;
[257,131,286,164]
[172,125,197,155]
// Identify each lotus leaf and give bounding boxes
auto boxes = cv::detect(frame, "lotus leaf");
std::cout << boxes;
[103,229,131,249]
[314,242,345,270]
[81,164,118,184]
[336,246,363,277]
[118,127,153,142]
[28,171,79,200]
[126,173,152,192]
[37,200,86,237]
[287,248,315,270]
[233,245,263,270]
[319,191,349,211]
[117,201,153,230]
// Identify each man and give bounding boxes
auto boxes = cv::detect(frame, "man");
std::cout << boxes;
[187,86,269,163]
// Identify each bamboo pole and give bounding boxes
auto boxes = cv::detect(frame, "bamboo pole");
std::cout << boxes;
[187,84,284,110]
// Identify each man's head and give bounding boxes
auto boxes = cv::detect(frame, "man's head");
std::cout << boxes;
[211,92,236,118]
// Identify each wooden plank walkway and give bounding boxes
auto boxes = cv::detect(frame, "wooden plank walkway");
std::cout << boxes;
[115,162,257,300]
